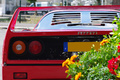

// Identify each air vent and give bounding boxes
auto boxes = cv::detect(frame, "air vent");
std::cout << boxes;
[51,13,81,25]
[91,12,117,24]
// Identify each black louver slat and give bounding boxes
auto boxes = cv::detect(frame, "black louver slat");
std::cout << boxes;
[51,13,81,25]
[91,12,118,23]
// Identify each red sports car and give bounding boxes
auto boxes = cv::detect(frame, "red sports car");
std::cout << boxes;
[2,6,120,80]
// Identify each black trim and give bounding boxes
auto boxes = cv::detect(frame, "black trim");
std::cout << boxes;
[6,64,62,66]
[9,36,103,60]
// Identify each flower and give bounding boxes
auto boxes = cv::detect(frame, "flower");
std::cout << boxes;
[76,63,81,67]
[65,70,69,73]
[108,64,113,69]
[108,57,120,75]
[118,46,120,52]
[114,64,118,70]
[81,75,84,77]
[75,72,81,80]
[118,43,120,52]
[100,39,109,46]
[70,54,78,62]
[68,60,74,65]
[62,58,70,67]
[118,55,120,58]
[117,73,120,78]
[109,68,116,75]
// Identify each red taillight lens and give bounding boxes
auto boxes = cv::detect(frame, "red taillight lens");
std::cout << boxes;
[29,41,42,54]
[12,41,26,54]
[13,72,27,79]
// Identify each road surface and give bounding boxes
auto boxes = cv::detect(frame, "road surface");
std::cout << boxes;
[0,29,7,80]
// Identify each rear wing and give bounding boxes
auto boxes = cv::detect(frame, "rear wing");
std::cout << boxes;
[8,5,120,31]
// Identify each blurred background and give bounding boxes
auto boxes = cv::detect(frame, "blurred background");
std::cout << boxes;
[0,0,119,30]
[0,0,119,16]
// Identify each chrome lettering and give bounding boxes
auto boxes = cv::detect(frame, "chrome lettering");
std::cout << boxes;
[78,32,97,35]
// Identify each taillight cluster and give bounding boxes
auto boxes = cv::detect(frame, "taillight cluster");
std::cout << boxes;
[12,40,42,55]
[12,41,26,54]
[29,41,42,54]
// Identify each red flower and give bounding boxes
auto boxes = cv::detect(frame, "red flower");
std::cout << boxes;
[108,57,118,64]
[109,68,116,75]
[108,58,114,64]
[118,55,120,58]
[108,64,113,69]
[108,58,118,65]
[115,57,119,62]
[114,64,118,69]
[108,57,119,75]
[118,44,120,52]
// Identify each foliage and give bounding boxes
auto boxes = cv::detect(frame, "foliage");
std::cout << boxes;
[27,0,37,3]
[27,0,37,15]
[62,17,120,80]
[97,0,101,5]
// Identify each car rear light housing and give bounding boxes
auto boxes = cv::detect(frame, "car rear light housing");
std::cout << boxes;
[29,41,42,54]
[12,41,26,54]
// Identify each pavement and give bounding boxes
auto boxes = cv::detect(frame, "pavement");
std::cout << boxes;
[0,23,9,29]
[0,29,7,80]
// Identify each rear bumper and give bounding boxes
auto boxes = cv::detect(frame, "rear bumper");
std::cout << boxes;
[2,65,69,80]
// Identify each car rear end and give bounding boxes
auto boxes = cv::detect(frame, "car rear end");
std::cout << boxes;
[2,31,110,80]
[2,6,120,80]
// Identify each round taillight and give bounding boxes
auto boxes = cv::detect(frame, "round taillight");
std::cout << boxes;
[12,41,26,54]
[29,41,42,54]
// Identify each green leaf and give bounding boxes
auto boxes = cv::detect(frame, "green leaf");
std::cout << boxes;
[66,74,70,78]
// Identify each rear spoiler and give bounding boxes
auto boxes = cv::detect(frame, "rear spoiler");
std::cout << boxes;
[8,5,120,31]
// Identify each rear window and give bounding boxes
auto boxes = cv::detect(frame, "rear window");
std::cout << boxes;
[51,13,81,25]
[35,11,118,30]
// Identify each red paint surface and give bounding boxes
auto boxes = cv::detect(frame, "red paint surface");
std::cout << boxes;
[3,66,68,80]
[2,5,120,80]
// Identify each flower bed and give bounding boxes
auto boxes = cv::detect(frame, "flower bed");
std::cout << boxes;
[62,17,120,80]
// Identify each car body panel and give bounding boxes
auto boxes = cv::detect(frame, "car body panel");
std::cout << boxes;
[3,66,68,80]
[3,6,120,80]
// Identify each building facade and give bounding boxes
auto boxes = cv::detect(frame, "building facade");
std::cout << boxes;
[0,0,2,15]
[0,0,119,16]
[5,0,27,14]
[0,0,27,15]
[112,0,120,5]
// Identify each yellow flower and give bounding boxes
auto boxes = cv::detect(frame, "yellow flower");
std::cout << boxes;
[62,58,69,67]
[65,70,69,73]
[100,39,109,46]
[70,54,78,61]
[75,72,81,80]
[68,60,74,65]
[94,62,97,64]
[117,73,120,78]
[92,71,95,73]
[81,75,84,77]
[66,65,69,68]
[76,63,81,67]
